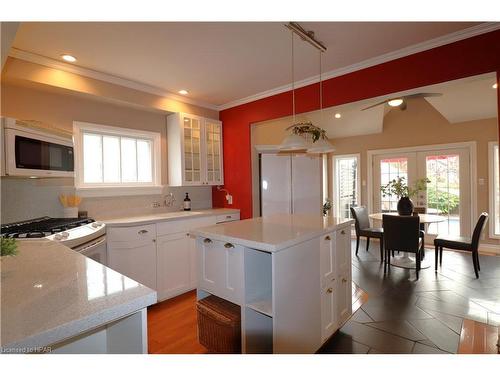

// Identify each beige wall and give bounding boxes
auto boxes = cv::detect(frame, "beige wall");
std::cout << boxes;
[252,98,499,245]
[0,83,213,222]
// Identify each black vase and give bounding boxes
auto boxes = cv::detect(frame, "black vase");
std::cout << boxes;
[397,197,414,216]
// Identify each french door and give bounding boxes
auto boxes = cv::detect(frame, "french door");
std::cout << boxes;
[373,147,471,238]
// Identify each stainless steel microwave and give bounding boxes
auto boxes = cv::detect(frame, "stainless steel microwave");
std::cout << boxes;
[2,118,75,177]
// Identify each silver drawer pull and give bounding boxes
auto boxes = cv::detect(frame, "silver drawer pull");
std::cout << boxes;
[224,243,234,249]
[226,215,232,219]
[325,235,331,241]
[203,238,212,244]
[138,229,148,235]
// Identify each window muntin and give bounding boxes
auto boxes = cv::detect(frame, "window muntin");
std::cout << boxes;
[334,155,360,220]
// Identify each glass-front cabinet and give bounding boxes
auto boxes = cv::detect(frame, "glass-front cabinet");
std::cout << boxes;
[167,113,224,186]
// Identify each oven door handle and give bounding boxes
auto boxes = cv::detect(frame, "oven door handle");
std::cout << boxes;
[74,236,107,253]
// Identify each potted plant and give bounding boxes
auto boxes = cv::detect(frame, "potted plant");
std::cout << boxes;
[381,177,430,215]
[1,238,18,258]
[322,198,332,216]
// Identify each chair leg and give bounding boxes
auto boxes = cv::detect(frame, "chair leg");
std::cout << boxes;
[366,237,370,252]
[355,236,360,255]
[439,246,443,266]
[435,244,439,271]
[472,252,479,278]
[379,238,383,263]
[475,251,480,271]
[384,249,388,274]
[416,251,421,280]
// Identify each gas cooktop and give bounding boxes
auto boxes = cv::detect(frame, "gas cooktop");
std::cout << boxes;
[1,216,95,239]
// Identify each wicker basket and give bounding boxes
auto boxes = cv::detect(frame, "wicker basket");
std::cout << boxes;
[197,295,241,353]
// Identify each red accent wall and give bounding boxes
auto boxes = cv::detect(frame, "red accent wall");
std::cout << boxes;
[214,30,500,219]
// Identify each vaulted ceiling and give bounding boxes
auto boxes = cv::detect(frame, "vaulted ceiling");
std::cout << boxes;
[10,22,488,109]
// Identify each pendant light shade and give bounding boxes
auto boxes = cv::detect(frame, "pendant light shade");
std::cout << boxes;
[279,132,309,151]
[306,137,335,154]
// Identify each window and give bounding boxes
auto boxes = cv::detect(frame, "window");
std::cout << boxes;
[489,142,500,238]
[74,122,162,196]
[380,157,408,212]
[334,155,360,220]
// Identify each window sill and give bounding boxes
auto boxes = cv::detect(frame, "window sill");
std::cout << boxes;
[76,185,165,197]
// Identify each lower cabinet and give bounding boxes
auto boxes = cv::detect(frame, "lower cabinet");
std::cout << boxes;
[320,280,337,342]
[197,237,244,305]
[156,232,193,301]
[107,239,157,290]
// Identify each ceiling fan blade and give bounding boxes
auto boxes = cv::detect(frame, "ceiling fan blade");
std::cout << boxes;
[404,92,442,99]
[361,100,388,111]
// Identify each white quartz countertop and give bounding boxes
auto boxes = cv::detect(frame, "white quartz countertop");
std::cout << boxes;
[0,240,157,350]
[101,208,240,227]
[190,214,354,252]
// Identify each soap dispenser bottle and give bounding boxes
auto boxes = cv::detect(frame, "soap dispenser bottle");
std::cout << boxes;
[183,193,191,211]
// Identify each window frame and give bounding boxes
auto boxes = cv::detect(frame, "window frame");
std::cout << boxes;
[73,121,163,197]
[332,153,361,220]
[488,141,500,239]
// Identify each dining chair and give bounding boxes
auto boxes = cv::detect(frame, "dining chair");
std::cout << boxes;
[383,214,423,280]
[351,206,383,262]
[433,213,488,278]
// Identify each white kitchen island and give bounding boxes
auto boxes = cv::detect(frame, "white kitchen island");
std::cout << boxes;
[0,240,156,354]
[190,214,354,354]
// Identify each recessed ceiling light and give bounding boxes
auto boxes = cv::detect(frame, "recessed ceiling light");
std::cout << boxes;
[388,98,404,107]
[493,83,498,89]
[334,113,341,119]
[61,54,77,63]
[178,89,189,95]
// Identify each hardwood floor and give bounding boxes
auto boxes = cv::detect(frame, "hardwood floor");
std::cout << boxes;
[147,290,207,354]
[458,319,499,354]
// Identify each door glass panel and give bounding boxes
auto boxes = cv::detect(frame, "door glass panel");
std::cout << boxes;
[380,158,408,212]
[183,116,202,183]
[335,157,359,219]
[426,154,460,236]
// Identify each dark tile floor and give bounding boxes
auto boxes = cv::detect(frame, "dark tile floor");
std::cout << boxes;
[319,239,500,354]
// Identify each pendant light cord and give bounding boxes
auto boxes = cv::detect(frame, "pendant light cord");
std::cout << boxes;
[291,30,295,123]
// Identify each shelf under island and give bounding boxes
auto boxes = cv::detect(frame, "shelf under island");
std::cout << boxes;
[190,213,355,354]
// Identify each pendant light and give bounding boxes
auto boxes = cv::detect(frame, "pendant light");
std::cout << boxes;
[279,31,308,151]
[307,47,335,154]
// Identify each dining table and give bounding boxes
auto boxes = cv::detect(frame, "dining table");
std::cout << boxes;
[369,212,447,269]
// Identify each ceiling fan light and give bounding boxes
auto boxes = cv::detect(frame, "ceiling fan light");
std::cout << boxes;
[388,98,404,107]
[307,138,335,154]
[279,133,308,151]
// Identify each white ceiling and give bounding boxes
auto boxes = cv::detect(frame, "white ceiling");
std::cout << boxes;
[11,22,485,108]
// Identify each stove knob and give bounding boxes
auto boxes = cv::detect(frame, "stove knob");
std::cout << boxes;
[61,232,70,238]
[54,234,62,240]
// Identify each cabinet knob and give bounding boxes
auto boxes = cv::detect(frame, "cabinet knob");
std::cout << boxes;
[327,288,333,294]
[138,229,148,235]
[152,239,156,243]
[342,277,348,283]
[325,235,331,241]
[340,230,346,235]
[203,238,212,244]
[224,242,234,249]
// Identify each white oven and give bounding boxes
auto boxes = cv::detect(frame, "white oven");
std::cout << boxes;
[2,118,74,177]
[73,235,108,266]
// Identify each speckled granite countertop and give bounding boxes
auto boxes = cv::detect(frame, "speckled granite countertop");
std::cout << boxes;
[191,214,354,252]
[101,208,240,227]
[0,240,157,350]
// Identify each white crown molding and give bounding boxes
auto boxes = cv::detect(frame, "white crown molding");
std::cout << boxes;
[218,22,500,111]
[8,22,500,113]
[8,48,220,111]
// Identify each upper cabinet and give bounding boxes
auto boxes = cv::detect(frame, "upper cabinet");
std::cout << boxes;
[167,113,224,186]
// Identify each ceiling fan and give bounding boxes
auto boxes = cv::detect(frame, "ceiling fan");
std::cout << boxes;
[361,93,443,111]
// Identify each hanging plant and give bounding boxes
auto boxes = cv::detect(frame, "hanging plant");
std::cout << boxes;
[288,121,327,143]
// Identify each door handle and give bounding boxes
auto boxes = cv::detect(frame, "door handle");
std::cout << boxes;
[224,243,234,249]
[203,238,212,244]
[138,229,148,235]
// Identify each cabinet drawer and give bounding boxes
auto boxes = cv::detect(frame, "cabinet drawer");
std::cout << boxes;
[216,213,240,223]
[107,224,156,243]
[157,216,216,236]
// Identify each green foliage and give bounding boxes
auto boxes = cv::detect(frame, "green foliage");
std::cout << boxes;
[323,198,332,216]
[381,177,430,199]
[427,187,459,214]
[1,238,18,257]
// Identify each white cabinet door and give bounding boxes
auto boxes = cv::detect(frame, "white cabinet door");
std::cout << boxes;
[320,232,336,288]
[291,154,322,215]
[107,239,157,290]
[156,232,192,301]
[320,280,337,343]
[204,119,223,186]
[197,237,244,304]
[335,227,352,326]
[181,113,204,186]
